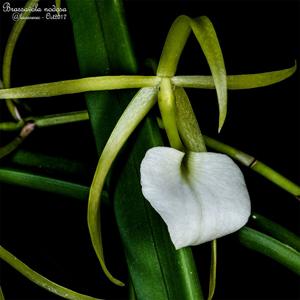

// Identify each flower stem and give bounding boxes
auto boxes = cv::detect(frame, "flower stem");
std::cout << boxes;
[2,0,39,120]
[204,135,300,198]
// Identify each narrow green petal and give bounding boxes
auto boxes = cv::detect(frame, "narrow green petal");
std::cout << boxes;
[88,87,158,286]
[0,245,102,300]
[158,78,183,150]
[0,76,160,100]
[172,62,296,89]
[190,17,227,132]
[157,15,191,76]
[174,87,206,152]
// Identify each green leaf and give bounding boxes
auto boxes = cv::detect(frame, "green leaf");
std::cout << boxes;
[0,167,89,200]
[237,227,300,275]
[251,213,300,252]
[67,1,204,298]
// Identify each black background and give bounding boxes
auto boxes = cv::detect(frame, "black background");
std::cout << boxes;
[0,0,299,299]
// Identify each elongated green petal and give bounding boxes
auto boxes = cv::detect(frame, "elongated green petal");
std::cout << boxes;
[238,227,300,275]
[0,245,102,300]
[172,62,296,89]
[157,15,191,76]
[174,87,206,152]
[190,17,227,131]
[158,78,183,150]
[88,87,158,286]
[0,76,160,100]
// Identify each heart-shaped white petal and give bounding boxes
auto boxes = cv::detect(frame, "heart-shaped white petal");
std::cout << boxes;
[140,147,251,249]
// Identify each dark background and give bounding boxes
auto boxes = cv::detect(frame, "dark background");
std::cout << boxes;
[0,0,299,299]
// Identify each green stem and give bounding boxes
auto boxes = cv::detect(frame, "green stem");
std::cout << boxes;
[0,245,102,300]
[30,110,89,127]
[2,0,39,120]
[0,111,89,131]
[0,76,160,99]
[251,213,300,252]
[208,240,217,300]
[204,135,300,198]
[237,227,300,276]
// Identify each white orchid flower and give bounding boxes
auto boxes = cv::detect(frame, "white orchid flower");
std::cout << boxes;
[140,147,251,250]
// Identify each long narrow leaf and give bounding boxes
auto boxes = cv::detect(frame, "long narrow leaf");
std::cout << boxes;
[251,213,300,252]
[68,1,204,298]
[0,168,89,200]
[237,227,300,275]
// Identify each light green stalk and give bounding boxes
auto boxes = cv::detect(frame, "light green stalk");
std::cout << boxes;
[2,0,39,120]
[0,245,102,300]
[204,135,300,198]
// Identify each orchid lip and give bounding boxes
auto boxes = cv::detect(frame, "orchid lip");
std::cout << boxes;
[140,147,251,249]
